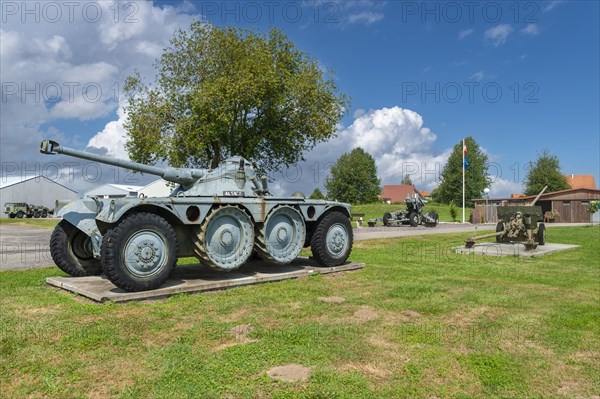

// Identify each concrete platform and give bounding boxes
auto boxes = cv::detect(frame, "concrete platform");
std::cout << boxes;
[46,257,365,303]
[455,242,579,257]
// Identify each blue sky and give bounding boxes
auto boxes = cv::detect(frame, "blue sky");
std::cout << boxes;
[1,0,598,196]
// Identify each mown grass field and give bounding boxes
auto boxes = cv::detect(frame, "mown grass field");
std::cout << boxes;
[0,218,57,229]
[1,226,598,398]
[352,202,473,223]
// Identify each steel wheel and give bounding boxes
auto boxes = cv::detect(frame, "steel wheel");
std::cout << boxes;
[121,230,169,278]
[256,206,305,264]
[195,206,254,271]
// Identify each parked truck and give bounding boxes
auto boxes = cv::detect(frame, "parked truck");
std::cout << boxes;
[4,202,53,218]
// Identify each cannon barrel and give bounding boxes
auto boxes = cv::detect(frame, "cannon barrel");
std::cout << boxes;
[465,230,505,248]
[529,185,548,206]
[40,140,205,185]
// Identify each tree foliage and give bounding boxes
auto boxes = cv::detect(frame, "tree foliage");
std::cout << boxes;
[433,136,491,207]
[325,148,381,204]
[401,174,413,185]
[124,23,349,170]
[309,188,325,200]
[524,150,570,195]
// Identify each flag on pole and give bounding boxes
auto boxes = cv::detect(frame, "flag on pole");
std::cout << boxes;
[463,158,469,169]
[463,142,468,169]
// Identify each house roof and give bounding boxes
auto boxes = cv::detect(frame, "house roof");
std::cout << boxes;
[473,187,600,202]
[0,175,77,193]
[381,185,420,203]
[564,174,596,189]
[420,189,430,197]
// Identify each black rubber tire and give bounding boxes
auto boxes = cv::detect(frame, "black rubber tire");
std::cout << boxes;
[8,214,15,218]
[408,212,419,227]
[50,220,102,277]
[34,211,41,218]
[41,212,48,218]
[537,223,546,245]
[101,212,178,292]
[16,211,24,219]
[26,214,33,218]
[382,212,392,227]
[495,222,505,243]
[310,211,353,267]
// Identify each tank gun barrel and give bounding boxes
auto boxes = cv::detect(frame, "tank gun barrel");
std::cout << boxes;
[40,140,203,185]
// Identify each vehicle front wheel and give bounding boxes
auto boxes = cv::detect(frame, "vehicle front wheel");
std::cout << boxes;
[101,212,178,292]
[408,212,419,227]
[50,220,102,276]
[310,211,353,267]
[16,211,24,219]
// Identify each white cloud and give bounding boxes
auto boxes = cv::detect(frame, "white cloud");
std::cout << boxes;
[469,71,485,81]
[521,24,540,36]
[489,178,524,198]
[459,29,475,40]
[347,11,384,25]
[544,0,565,12]
[484,24,513,46]
[86,106,129,159]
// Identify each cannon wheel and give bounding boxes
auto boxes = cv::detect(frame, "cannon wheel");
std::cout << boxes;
[408,212,419,227]
[101,212,178,292]
[495,222,506,243]
[50,220,102,277]
[310,211,353,267]
[537,223,546,245]
[382,212,392,227]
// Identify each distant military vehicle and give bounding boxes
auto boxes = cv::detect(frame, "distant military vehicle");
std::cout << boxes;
[368,194,439,227]
[465,186,548,250]
[4,202,52,218]
[40,140,353,292]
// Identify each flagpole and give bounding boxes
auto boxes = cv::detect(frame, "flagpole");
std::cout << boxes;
[462,138,465,223]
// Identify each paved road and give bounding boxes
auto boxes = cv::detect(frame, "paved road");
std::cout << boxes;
[0,222,589,270]
[0,224,53,270]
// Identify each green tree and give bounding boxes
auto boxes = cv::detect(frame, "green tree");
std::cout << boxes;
[524,150,570,195]
[309,188,325,200]
[325,148,381,204]
[401,174,413,185]
[434,136,491,207]
[124,23,349,170]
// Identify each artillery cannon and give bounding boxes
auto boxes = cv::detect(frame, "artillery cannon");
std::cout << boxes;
[465,186,547,250]
[41,140,353,292]
[368,194,439,227]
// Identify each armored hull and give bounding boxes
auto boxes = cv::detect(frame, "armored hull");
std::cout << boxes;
[41,140,353,292]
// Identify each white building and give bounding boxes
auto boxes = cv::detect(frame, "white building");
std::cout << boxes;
[0,175,78,217]
[84,184,144,198]
[139,179,175,197]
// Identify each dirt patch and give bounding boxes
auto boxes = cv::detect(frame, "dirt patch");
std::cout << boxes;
[353,308,379,321]
[267,364,312,382]
[215,324,258,350]
[325,273,347,279]
[402,310,422,318]
[317,296,345,303]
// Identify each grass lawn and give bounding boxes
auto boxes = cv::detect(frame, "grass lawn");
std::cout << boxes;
[352,202,472,223]
[1,226,598,398]
[0,218,57,229]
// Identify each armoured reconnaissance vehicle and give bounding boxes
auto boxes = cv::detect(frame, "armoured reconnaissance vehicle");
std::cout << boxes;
[40,140,353,292]
[465,186,548,250]
[367,194,439,227]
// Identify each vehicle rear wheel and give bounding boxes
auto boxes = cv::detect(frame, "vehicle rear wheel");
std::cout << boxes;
[310,211,353,267]
[50,220,102,276]
[8,213,15,218]
[537,223,546,245]
[16,211,24,219]
[34,211,41,218]
[101,212,178,292]
[408,212,419,227]
[41,211,48,218]
[495,222,505,243]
